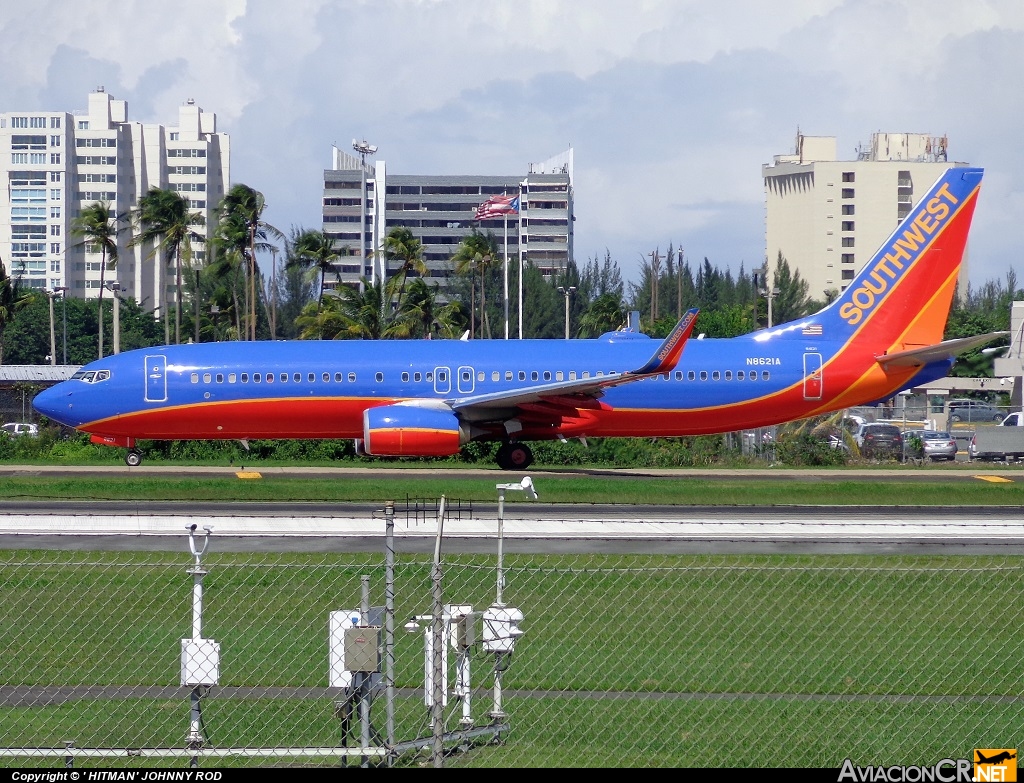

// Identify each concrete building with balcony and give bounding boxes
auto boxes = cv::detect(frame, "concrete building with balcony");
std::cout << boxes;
[762,132,968,301]
[0,88,229,317]
[322,146,573,290]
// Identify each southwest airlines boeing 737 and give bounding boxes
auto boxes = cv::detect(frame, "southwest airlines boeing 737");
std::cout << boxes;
[34,167,998,469]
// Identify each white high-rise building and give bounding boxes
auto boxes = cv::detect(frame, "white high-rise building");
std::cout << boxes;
[0,88,229,318]
[763,132,968,302]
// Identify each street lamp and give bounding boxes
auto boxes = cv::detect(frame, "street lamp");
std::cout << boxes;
[557,286,576,339]
[53,287,68,364]
[494,477,538,606]
[44,290,58,366]
[766,286,780,328]
[107,282,122,355]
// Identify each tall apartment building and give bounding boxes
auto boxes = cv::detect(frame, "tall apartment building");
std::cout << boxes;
[0,88,229,316]
[322,147,573,289]
[762,132,967,300]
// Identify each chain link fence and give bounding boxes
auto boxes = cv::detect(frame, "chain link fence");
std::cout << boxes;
[0,547,1021,768]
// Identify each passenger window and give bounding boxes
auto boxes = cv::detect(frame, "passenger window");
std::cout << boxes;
[737,371,745,380]
[228,373,236,383]
[478,371,485,382]
[505,371,513,380]
[216,373,224,383]
[762,371,770,380]
[492,371,500,382]
[569,371,576,380]
[518,371,526,381]
[543,371,551,381]
[414,372,422,382]
[307,373,315,383]
[725,371,732,381]
[750,372,757,381]
[675,371,683,380]
[280,373,287,382]
[663,373,670,381]
[699,371,708,381]
[323,372,330,382]
[266,373,274,383]
[462,370,471,382]
[241,373,249,383]
[294,373,301,383]
[582,371,590,379]
[687,371,695,381]
[531,371,539,381]
[349,372,357,382]
[203,373,212,383]
[402,372,410,382]
[253,373,261,383]
[712,371,720,381]
[335,372,343,382]
[556,371,563,381]
[191,373,199,384]
[596,371,604,377]
[375,372,384,382]
[426,372,433,382]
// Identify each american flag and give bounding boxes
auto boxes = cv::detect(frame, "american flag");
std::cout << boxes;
[802,324,823,336]
[474,194,520,221]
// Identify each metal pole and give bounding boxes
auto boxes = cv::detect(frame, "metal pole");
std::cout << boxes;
[47,292,56,366]
[61,293,67,365]
[496,489,505,606]
[186,526,210,768]
[384,501,395,763]
[503,215,509,340]
[518,182,525,339]
[112,289,120,355]
[359,575,370,767]
[431,497,447,768]
[195,270,201,344]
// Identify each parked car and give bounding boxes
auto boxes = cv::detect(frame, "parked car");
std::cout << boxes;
[947,398,1003,423]
[854,423,903,459]
[905,430,958,461]
[1,422,38,438]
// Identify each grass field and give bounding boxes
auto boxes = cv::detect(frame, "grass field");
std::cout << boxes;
[0,470,1023,505]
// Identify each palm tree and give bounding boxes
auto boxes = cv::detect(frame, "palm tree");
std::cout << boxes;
[217,184,283,340]
[402,278,466,338]
[577,292,627,337]
[288,229,342,309]
[131,187,206,345]
[452,230,499,338]
[0,259,33,365]
[382,227,427,313]
[70,201,124,359]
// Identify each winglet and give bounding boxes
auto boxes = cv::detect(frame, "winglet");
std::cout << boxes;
[633,308,699,375]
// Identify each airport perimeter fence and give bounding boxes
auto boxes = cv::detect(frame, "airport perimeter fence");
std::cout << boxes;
[0,548,1021,769]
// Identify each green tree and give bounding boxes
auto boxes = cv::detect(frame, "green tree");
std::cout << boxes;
[402,278,467,338]
[288,228,342,309]
[451,230,499,338]
[70,201,125,359]
[769,253,812,325]
[0,260,33,364]
[382,227,428,317]
[577,292,626,338]
[131,187,205,345]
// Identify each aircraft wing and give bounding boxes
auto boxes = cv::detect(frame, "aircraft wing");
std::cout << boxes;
[876,331,1008,369]
[450,308,699,416]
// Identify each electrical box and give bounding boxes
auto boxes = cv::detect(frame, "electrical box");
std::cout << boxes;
[180,638,220,686]
[329,608,384,687]
[344,626,382,673]
[483,606,524,653]
[454,612,475,650]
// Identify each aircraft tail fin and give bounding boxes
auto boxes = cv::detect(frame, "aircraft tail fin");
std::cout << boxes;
[789,167,983,353]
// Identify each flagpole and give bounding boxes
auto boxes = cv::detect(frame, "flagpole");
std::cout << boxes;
[503,211,509,340]
[518,181,525,339]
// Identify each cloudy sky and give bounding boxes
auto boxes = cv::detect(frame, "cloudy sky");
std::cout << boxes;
[3,0,1022,290]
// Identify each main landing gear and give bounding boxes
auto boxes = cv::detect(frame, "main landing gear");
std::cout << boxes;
[125,449,143,467]
[496,442,533,470]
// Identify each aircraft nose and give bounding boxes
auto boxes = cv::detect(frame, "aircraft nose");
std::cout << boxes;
[33,383,78,426]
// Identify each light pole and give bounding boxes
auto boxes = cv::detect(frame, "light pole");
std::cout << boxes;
[767,286,780,328]
[494,477,538,606]
[107,282,121,355]
[54,287,68,364]
[557,286,576,339]
[45,290,58,366]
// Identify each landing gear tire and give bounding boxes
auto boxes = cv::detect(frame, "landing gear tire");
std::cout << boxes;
[125,449,143,467]
[496,442,533,470]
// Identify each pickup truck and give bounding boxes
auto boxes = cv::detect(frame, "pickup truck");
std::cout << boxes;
[968,413,1024,461]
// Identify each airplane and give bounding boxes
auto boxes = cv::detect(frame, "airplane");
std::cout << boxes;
[34,167,1000,470]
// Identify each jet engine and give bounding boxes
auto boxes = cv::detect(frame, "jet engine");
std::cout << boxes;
[362,404,468,457]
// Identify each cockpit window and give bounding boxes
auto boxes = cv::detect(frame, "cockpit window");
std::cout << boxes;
[71,370,111,383]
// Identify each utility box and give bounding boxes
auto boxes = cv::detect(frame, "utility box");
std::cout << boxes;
[344,626,382,673]
[180,638,220,686]
[483,606,524,653]
[329,608,384,688]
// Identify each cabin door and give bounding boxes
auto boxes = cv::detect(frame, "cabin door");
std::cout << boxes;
[803,352,823,400]
[145,355,167,402]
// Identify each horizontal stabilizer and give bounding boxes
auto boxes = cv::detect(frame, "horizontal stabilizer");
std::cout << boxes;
[876,332,1008,369]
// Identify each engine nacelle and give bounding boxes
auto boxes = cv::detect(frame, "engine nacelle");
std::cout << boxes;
[363,405,467,457]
